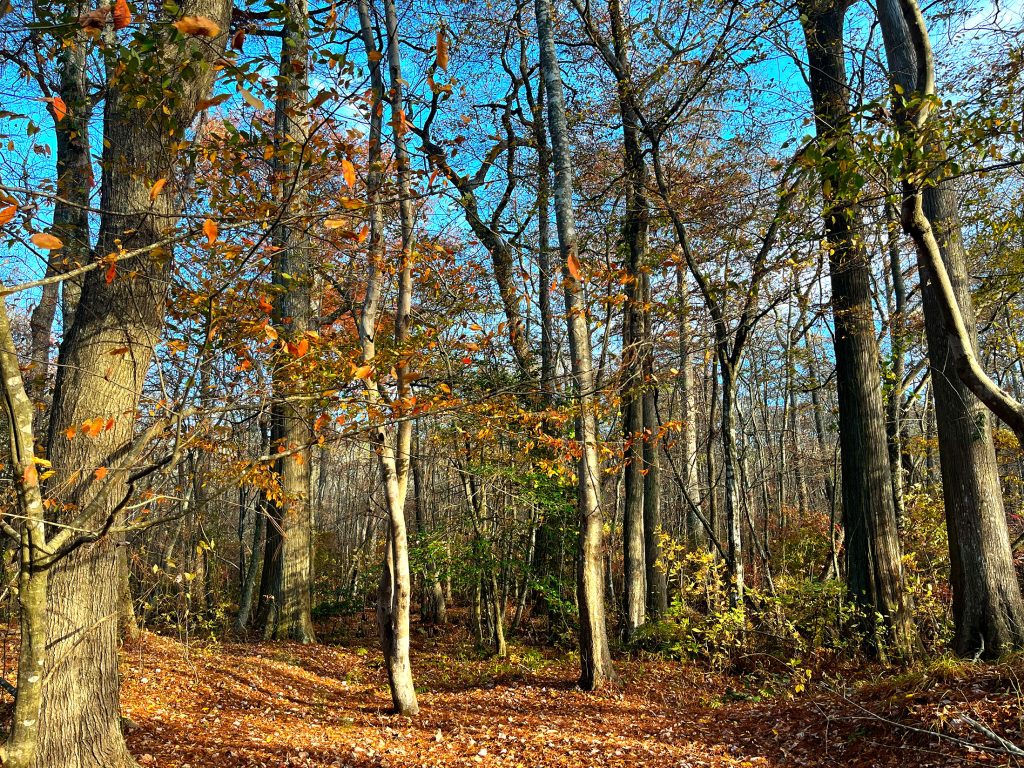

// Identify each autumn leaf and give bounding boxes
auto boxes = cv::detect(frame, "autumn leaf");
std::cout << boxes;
[197,93,231,111]
[105,263,117,284]
[203,218,218,245]
[50,96,67,122]
[83,418,104,438]
[353,364,373,380]
[112,0,131,30]
[64,426,76,440]
[0,205,15,227]
[265,324,279,341]
[94,466,108,481]
[436,28,449,71]
[258,295,273,313]
[173,16,220,37]
[339,198,363,210]
[342,158,356,187]
[22,464,37,486]
[79,7,110,30]
[149,178,167,202]
[367,50,383,63]
[31,232,63,250]
[324,217,347,229]
[239,88,266,111]
[231,28,246,50]
[295,338,309,357]
[357,225,369,244]
[567,252,582,281]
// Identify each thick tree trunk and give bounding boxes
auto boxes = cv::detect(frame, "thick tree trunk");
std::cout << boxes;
[35,5,231,765]
[535,0,616,689]
[253,0,317,644]
[798,0,916,657]
[878,0,1024,657]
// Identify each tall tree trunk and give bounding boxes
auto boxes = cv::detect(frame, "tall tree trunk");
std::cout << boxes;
[720,364,744,607]
[37,3,232,765]
[798,0,916,657]
[356,0,419,714]
[534,0,616,689]
[879,0,1024,657]
[255,0,316,644]
[28,12,91,416]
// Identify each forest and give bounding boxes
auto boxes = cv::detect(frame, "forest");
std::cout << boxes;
[0,0,1023,765]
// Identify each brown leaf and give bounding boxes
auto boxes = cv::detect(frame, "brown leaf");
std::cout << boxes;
[436,29,449,71]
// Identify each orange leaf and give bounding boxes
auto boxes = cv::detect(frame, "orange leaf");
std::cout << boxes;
[94,466,108,480]
[202,218,218,245]
[50,96,67,122]
[149,178,166,202]
[22,464,37,486]
[436,29,449,71]
[353,364,372,380]
[31,233,63,250]
[367,50,383,63]
[105,263,116,284]
[567,252,582,281]
[84,418,103,438]
[112,0,131,30]
[356,225,369,244]
[295,338,309,357]
[258,295,273,313]
[65,426,77,440]
[173,16,220,37]
[339,198,363,210]
[0,205,15,227]
[342,158,356,187]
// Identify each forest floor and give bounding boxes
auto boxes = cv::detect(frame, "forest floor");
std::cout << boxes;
[116,614,1024,768]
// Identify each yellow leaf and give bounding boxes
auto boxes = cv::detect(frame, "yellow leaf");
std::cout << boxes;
[324,217,347,229]
[339,198,363,210]
[31,232,63,250]
[239,88,265,111]
[353,364,373,380]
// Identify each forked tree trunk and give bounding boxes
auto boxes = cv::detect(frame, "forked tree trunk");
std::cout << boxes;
[356,0,419,715]
[535,0,616,690]
[798,0,917,658]
[35,5,231,766]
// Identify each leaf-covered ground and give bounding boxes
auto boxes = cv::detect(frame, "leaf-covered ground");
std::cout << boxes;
[119,618,1024,768]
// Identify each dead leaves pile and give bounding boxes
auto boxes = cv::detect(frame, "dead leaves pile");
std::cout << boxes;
[119,626,1022,768]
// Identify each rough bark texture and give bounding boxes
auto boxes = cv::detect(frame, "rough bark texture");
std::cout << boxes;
[878,0,1024,659]
[36,5,232,766]
[535,0,616,689]
[798,0,917,657]
[254,0,317,644]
